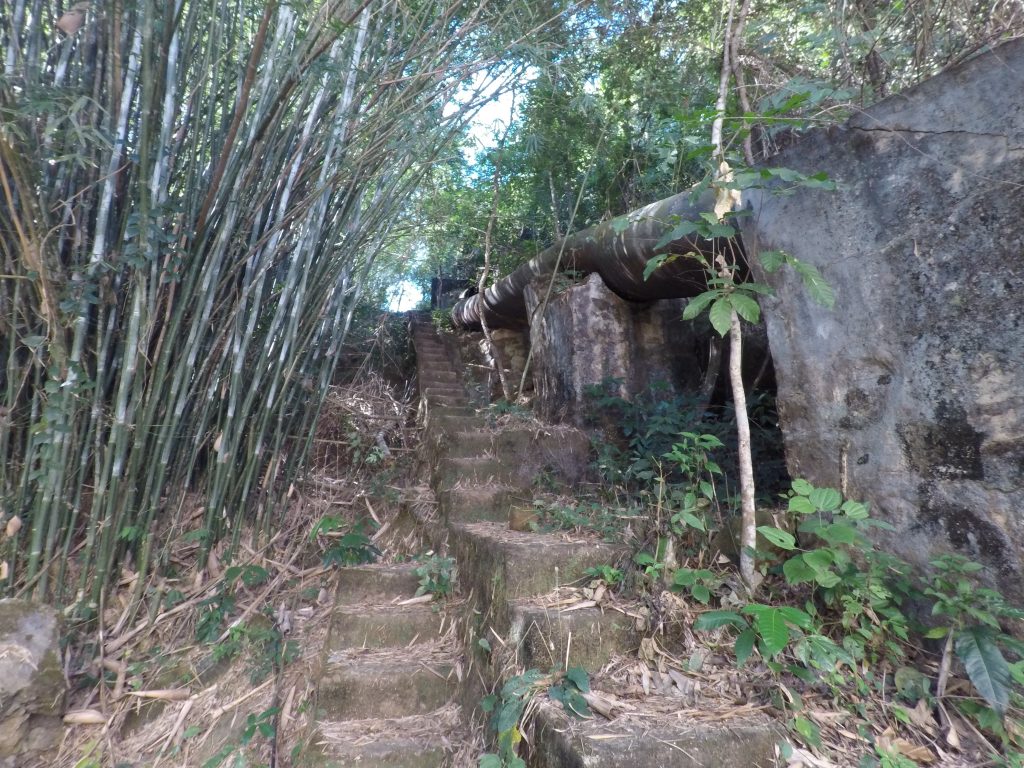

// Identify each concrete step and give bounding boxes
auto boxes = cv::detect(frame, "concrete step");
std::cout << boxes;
[449,521,626,603]
[530,700,781,767]
[328,603,448,651]
[431,456,526,492]
[418,371,460,385]
[318,642,457,720]
[335,564,421,605]
[437,483,518,523]
[315,706,463,767]
[508,601,636,671]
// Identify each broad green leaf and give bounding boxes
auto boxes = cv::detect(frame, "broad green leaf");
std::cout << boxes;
[791,479,814,496]
[643,253,670,281]
[739,281,774,296]
[609,216,630,235]
[814,522,861,546]
[841,500,869,519]
[565,667,590,693]
[693,610,746,631]
[496,699,525,733]
[563,688,592,718]
[479,754,502,768]
[776,606,814,629]
[802,549,835,573]
[808,487,841,512]
[691,584,711,604]
[955,627,1011,717]
[708,298,733,337]
[788,496,815,515]
[730,292,761,324]
[735,628,757,666]
[633,552,656,566]
[653,220,699,249]
[747,607,790,657]
[924,626,950,640]
[793,715,822,748]
[681,290,718,320]
[783,556,816,585]
[757,525,796,550]
[707,223,736,239]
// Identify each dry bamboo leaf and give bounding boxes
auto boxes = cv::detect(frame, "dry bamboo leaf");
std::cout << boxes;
[125,688,190,701]
[396,594,433,606]
[784,747,838,767]
[64,709,107,725]
[4,516,21,539]
[561,599,598,612]
[945,722,961,751]
[0,562,7,581]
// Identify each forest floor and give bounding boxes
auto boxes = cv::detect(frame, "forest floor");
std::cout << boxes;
[45,362,1015,768]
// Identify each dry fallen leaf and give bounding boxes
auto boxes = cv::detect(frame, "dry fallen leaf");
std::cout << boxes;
[877,729,937,765]
[124,688,190,701]
[56,3,89,36]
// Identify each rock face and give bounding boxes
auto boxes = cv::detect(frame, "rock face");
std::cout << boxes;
[0,599,66,765]
[523,274,707,423]
[743,39,1024,595]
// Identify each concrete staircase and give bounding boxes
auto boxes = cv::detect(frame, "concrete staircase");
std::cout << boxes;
[307,311,780,767]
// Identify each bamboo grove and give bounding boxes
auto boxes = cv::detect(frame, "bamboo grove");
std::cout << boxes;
[0,0,548,617]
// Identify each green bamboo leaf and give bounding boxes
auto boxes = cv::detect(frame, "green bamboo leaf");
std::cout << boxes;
[955,627,1011,717]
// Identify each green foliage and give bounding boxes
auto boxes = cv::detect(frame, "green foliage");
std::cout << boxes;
[480,667,591,767]
[414,553,456,599]
[583,564,622,586]
[923,553,1024,718]
[311,517,381,568]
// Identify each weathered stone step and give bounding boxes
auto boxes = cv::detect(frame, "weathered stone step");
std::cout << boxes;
[315,706,463,767]
[508,601,635,671]
[449,521,625,602]
[530,700,781,767]
[422,386,468,402]
[431,456,526,492]
[437,483,517,523]
[319,642,457,719]
[424,425,591,478]
[328,602,448,651]
[335,564,421,605]
[419,370,460,384]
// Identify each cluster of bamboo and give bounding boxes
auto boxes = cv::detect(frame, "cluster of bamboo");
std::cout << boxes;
[0,0,541,619]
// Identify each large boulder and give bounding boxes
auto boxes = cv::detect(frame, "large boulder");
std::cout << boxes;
[743,39,1024,596]
[0,599,66,765]
[523,273,706,423]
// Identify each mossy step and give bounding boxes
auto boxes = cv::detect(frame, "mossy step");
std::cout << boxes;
[328,603,447,651]
[335,564,421,605]
[449,522,626,602]
[530,700,781,768]
[508,601,636,671]
[318,644,457,719]
[313,707,463,767]
[437,483,518,523]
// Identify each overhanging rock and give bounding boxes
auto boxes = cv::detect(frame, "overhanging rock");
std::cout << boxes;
[742,38,1024,595]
